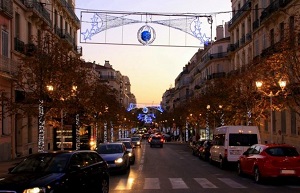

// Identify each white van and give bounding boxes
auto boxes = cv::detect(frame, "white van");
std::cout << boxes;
[209,125,261,169]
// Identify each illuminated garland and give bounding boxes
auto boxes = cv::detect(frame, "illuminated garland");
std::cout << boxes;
[75,114,80,150]
[38,100,45,152]
[110,122,114,142]
[104,122,108,143]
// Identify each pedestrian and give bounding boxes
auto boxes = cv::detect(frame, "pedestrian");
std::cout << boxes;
[276,130,284,144]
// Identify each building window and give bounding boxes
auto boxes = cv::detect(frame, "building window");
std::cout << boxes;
[291,108,296,135]
[2,30,8,57]
[28,116,32,143]
[270,29,274,46]
[15,12,20,38]
[281,110,286,134]
[289,16,295,40]
[27,22,32,43]
[279,22,284,41]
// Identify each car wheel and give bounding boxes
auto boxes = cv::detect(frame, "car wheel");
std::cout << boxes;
[254,167,263,183]
[237,162,243,176]
[209,156,213,165]
[101,178,109,193]
[219,158,225,169]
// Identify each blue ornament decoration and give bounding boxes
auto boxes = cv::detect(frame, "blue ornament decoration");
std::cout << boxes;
[141,31,151,42]
[137,25,156,45]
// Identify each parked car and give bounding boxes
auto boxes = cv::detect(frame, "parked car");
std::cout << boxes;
[198,140,213,161]
[131,136,142,147]
[210,125,261,169]
[96,142,130,174]
[149,135,164,148]
[122,141,135,164]
[237,143,300,183]
[0,150,109,193]
[191,140,205,156]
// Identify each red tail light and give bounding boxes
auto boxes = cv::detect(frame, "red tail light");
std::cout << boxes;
[160,139,164,142]
[224,149,228,158]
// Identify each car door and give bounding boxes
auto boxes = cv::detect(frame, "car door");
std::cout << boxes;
[80,152,108,192]
[66,153,88,192]
[243,145,260,174]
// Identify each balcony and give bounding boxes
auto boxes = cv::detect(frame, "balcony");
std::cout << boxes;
[207,72,226,80]
[228,0,252,29]
[14,37,25,54]
[75,46,82,56]
[0,0,13,18]
[260,41,285,57]
[0,55,18,76]
[19,0,52,27]
[58,0,80,27]
[252,19,259,31]
[54,26,74,47]
[260,0,292,23]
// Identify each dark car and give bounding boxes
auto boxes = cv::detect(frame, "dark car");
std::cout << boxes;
[0,150,109,193]
[198,140,213,161]
[122,141,136,164]
[131,136,142,147]
[96,142,130,174]
[149,135,164,148]
[191,140,205,156]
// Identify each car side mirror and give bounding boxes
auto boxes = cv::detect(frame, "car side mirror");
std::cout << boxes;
[243,151,249,156]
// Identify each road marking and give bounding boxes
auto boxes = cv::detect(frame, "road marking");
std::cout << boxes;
[114,178,134,190]
[218,178,247,188]
[169,178,189,189]
[194,178,218,188]
[144,178,160,189]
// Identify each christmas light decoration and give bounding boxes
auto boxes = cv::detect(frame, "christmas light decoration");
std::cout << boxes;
[38,100,45,152]
[75,114,80,150]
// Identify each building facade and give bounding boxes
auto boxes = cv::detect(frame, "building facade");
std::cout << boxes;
[0,0,82,161]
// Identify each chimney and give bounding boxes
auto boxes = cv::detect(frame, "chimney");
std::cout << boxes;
[224,22,230,38]
[216,25,224,41]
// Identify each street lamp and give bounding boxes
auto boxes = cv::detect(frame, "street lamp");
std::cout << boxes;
[255,79,287,143]
[206,105,210,140]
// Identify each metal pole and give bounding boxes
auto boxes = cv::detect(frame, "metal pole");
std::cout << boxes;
[61,109,64,150]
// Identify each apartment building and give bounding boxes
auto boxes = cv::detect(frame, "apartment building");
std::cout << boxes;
[0,0,81,161]
[163,0,300,149]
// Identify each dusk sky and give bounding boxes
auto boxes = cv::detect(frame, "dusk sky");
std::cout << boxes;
[75,0,232,105]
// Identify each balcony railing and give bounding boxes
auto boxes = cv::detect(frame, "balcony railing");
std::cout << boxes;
[260,0,292,23]
[20,0,51,26]
[228,0,252,28]
[253,19,260,31]
[14,37,25,54]
[0,55,18,75]
[0,0,13,18]
[59,0,80,26]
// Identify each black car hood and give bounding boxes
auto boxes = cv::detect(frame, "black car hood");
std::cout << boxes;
[0,172,65,190]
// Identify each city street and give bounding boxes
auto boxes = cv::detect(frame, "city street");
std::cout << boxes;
[109,140,300,193]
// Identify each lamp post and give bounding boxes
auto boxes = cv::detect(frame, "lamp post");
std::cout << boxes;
[206,105,210,140]
[255,80,287,143]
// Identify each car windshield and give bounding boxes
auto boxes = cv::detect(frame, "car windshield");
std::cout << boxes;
[10,154,69,173]
[123,142,132,149]
[131,137,140,141]
[98,144,123,154]
[265,147,299,157]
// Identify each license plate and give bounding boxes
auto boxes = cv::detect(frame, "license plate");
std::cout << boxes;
[280,170,295,174]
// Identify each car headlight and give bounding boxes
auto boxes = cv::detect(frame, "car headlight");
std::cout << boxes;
[115,158,124,164]
[128,152,133,157]
[137,141,140,145]
[23,187,46,193]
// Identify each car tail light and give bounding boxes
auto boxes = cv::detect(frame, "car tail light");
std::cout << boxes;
[160,138,164,142]
[224,149,228,158]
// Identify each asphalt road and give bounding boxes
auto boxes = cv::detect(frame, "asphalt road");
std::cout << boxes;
[108,140,300,193]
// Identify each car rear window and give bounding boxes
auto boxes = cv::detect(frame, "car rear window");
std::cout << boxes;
[265,147,299,157]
